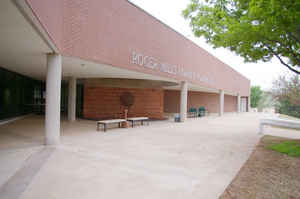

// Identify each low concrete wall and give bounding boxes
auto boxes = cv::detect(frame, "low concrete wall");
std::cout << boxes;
[259,118,300,134]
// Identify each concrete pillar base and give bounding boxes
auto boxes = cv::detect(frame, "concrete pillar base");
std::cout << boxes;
[45,53,62,145]
[237,94,241,113]
[68,77,76,122]
[219,90,224,116]
[180,81,188,122]
[248,96,251,112]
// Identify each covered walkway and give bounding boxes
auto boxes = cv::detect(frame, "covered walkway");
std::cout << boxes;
[2,113,294,198]
[1,0,250,146]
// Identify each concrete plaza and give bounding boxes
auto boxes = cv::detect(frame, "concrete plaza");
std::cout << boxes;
[1,113,299,199]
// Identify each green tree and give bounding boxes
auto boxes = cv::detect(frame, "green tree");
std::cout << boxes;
[257,91,276,112]
[272,75,300,118]
[183,0,300,74]
[250,86,263,108]
[272,75,300,105]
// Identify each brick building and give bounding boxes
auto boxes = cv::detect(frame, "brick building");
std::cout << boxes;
[0,0,250,145]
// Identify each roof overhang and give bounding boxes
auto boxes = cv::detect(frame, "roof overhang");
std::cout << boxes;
[0,0,238,95]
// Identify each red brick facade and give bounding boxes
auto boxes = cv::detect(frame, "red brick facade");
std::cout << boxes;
[27,0,251,96]
[83,86,164,120]
[189,91,220,113]
[224,95,238,112]
[164,90,237,113]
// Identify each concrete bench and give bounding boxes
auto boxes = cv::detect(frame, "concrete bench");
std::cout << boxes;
[97,119,126,132]
[127,117,149,127]
[187,112,197,118]
[259,118,300,134]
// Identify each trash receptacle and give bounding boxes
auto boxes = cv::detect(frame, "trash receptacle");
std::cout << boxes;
[174,113,180,122]
[199,107,205,117]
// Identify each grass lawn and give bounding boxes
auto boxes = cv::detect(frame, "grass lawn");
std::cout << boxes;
[220,135,300,199]
[268,141,300,157]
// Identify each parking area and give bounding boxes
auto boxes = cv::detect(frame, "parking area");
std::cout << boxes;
[1,113,299,199]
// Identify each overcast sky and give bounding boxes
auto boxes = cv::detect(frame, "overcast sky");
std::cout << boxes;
[129,0,290,90]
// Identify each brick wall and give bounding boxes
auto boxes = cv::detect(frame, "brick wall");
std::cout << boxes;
[83,86,164,120]
[188,91,220,113]
[224,95,238,112]
[164,90,237,113]
[28,0,251,96]
[163,90,180,113]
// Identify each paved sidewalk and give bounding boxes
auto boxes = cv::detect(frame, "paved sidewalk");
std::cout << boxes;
[1,113,298,199]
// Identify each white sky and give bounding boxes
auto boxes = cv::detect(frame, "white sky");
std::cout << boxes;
[129,0,290,90]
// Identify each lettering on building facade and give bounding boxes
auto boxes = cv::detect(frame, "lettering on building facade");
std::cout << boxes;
[131,51,213,85]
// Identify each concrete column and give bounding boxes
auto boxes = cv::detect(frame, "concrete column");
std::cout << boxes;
[68,77,76,122]
[180,81,188,122]
[219,90,224,116]
[45,53,62,145]
[248,96,251,112]
[237,94,241,113]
